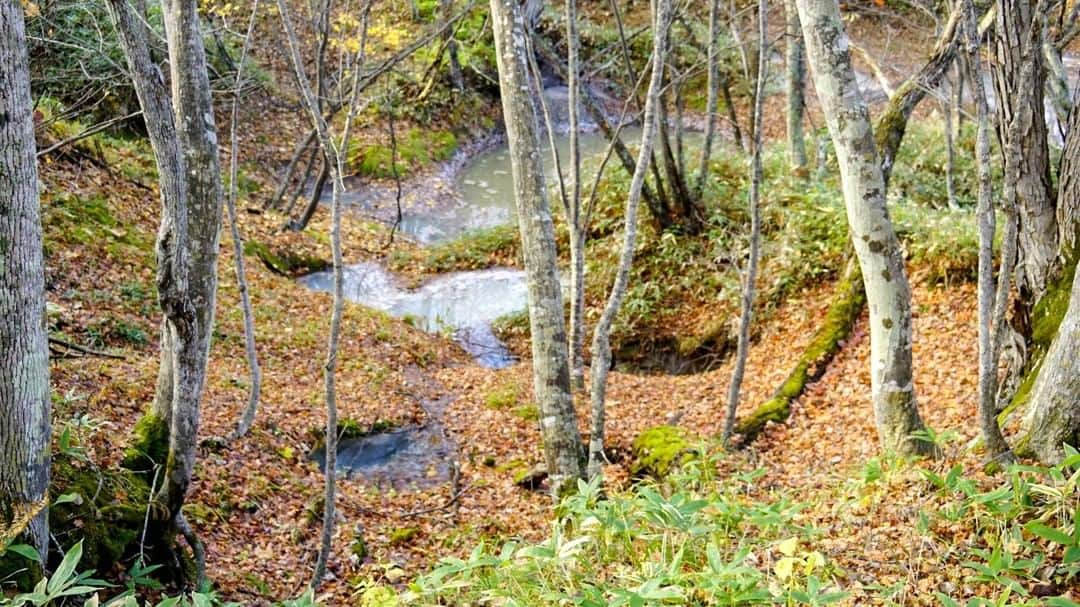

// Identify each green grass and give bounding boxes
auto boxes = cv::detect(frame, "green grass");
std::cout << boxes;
[348,128,458,179]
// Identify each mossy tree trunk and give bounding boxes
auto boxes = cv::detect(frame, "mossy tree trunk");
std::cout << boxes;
[0,0,50,559]
[491,0,585,493]
[797,0,930,456]
[587,0,669,480]
[1019,263,1080,463]
[874,6,962,185]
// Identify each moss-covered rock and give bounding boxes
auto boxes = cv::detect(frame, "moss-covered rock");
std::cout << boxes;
[631,425,693,478]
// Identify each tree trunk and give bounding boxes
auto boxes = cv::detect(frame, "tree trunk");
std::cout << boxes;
[587,0,669,480]
[229,0,263,440]
[695,0,722,195]
[722,0,767,444]
[797,0,930,456]
[158,0,224,518]
[993,0,1057,306]
[0,0,50,559]
[967,0,1014,461]
[1058,95,1080,256]
[875,6,962,185]
[490,0,585,493]
[784,0,808,172]
[565,0,586,391]
[1020,264,1080,464]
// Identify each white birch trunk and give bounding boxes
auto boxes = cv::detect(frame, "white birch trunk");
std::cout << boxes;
[796,0,929,455]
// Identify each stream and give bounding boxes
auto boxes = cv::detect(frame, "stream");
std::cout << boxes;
[298,101,704,482]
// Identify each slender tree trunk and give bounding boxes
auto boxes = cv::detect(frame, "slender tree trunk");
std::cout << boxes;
[491,0,585,493]
[722,0,766,445]
[797,0,930,456]
[967,0,1014,461]
[229,0,263,440]
[942,77,958,210]
[276,0,370,585]
[785,0,808,172]
[696,0,722,195]
[587,0,669,480]
[0,0,50,560]
[441,0,464,91]
[565,0,586,391]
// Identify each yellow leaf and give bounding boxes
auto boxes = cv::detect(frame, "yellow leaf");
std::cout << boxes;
[774,556,798,581]
[805,551,825,574]
[778,537,799,557]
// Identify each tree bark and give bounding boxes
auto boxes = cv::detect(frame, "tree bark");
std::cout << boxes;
[158,0,224,518]
[993,0,1058,306]
[967,0,1014,461]
[797,0,930,456]
[785,0,808,173]
[695,0,723,195]
[107,0,217,535]
[0,0,50,559]
[587,0,669,480]
[1020,264,1080,464]
[491,0,585,493]
[565,0,586,391]
[722,0,767,444]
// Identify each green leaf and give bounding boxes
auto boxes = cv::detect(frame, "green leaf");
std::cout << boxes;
[54,492,82,506]
[48,540,84,595]
[4,543,41,563]
[1025,521,1074,545]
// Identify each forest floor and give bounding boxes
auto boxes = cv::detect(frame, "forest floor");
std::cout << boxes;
[31,2,1077,605]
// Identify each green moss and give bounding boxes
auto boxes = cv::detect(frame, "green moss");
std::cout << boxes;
[389,527,420,546]
[121,412,169,474]
[631,425,693,478]
[49,456,154,578]
[348,128,458,179]
[1031,258,1076,351]
[243,240,329,277]
[350,533,368,561]
[735,262,866,441]
[484,383,520,410]
[511,404,540,422]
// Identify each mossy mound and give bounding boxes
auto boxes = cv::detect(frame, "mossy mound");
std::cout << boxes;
[243,240,330,277]
[631,425,694,478]
[49,457,155,577]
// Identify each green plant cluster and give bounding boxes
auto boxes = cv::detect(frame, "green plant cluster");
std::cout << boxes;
[400,455,845,606]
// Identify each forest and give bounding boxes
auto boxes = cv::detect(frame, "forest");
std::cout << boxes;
[1,0,1079,603]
